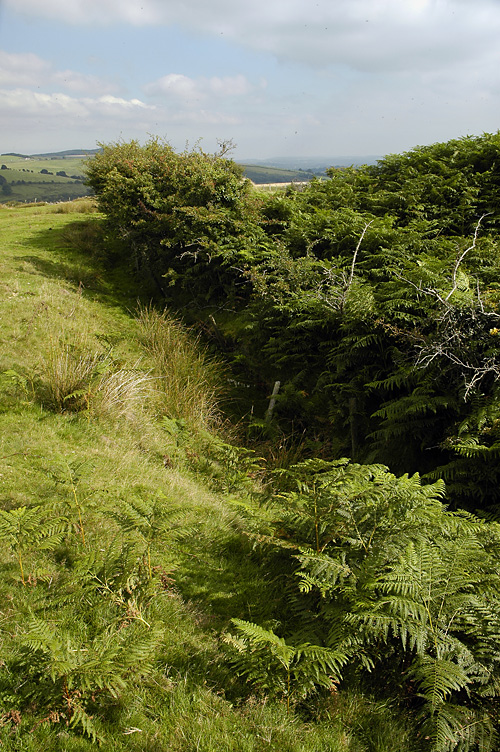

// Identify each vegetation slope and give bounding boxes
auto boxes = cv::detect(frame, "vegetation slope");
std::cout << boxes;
[0,199,420,752]
[2,129,500,752]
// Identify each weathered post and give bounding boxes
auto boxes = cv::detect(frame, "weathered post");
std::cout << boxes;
[265,381,281,422]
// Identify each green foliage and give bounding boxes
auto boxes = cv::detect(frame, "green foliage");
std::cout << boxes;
[85,139,261,305]
[0,505,65,585]
[2,200,424,752]
[10,614,161,742]
[230,459,500,751]
[225,619,346,710]
[10,132,500,750]
[84,134,500,508]
[106,495,195,578]
[189,435,264,493]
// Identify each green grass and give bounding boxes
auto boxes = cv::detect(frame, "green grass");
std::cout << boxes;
[0,154,90,202]
[0,201,419,751]
[0,153,87,175]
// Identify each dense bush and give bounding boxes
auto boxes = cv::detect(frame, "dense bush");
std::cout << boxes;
[85,139,263,305]
[228,459,500,751]
[86,133,500,513]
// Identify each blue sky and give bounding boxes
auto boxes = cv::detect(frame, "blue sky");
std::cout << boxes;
[1,0,500,160]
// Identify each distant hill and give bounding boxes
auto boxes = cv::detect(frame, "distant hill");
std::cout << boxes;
[238,156,383,184]
[32,149,102,159]
[2,149,380,171]
[241,155,382,172]
[240,164,317,184]
[1,149,102,159]
[0,149,382,194]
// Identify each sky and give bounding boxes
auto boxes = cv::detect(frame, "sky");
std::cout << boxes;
[0,0,499,160]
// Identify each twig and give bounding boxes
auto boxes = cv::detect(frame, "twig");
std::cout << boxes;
[444,213,490,302]
[347,220,374,290]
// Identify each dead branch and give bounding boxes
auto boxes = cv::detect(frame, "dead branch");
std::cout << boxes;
[445,213,491,302]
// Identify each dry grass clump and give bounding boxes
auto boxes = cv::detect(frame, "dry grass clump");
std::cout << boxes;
[137,305,225,432]
[90,366,152,421]
[48,198,99,214]
[35,338,103,412]
[34,335,151,420]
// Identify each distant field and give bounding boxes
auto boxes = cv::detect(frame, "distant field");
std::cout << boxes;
[0,153,91,203]
[1,153,89,173]
[240,163,316,184]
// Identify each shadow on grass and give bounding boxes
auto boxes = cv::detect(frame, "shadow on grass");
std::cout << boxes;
[176,530,281,630]
[16,219,150,313]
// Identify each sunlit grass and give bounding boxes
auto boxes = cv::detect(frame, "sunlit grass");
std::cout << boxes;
[0,203,419,751]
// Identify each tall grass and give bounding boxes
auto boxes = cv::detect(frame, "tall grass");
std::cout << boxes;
[137,305,225,432]
[91,366,152,421]
[48,198,99,214]
[35,336,104,412]
[34,334,151,420]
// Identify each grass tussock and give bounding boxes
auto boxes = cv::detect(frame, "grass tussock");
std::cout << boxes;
[90,365,152,421]
[34,335,106,412]
[32,334,151,421]
[137,305,225,432]
[48,198,99,214]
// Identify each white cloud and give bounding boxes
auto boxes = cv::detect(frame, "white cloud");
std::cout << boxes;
[146,74,200,102]
[0,84,243,153]
[6,0,500,74]
[97,95,153,109]
[0,88,154,118]
[0,51,51,87]
[0,51,116,95]
[3,0,500,157]
[145,73,254,102]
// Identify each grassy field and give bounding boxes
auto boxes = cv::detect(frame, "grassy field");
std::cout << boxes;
[1,154,88,174]
[0,201,416,751]
[0,154,91,203]
[240,163,316,184]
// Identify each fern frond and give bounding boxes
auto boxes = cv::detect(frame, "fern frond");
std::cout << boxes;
[69,703,101,743]
[410,655,473,710]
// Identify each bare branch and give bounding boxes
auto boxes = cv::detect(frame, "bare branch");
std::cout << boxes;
[318,220,376,314]
[392,270,447,306]
[394,214,491,310]
[347,220,374,290]
[444,213,491,302]
[215,139,237,158]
